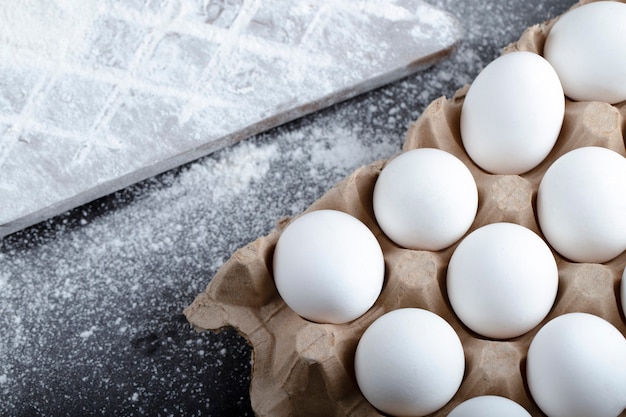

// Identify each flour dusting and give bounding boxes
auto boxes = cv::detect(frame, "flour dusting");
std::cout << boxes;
[0,0,97,62]
[0,0,460,234]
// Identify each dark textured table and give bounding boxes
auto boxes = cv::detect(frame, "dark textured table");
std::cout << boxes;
[0,1,573,415]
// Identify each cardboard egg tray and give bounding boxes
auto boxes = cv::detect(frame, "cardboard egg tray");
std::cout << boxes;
[185,1,626,415]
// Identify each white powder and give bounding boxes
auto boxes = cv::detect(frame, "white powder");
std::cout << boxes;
[0,103,402,415]
[79,326,98,340]
[0,0,97,63]
[0,0,460,233]
[178,141,278,203]
[308,125,398,171]
[0,0,574,415]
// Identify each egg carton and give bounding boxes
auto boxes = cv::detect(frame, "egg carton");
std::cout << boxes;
[184,0,626,416]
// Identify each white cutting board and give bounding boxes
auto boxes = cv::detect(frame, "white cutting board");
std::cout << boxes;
[0,0,461,237]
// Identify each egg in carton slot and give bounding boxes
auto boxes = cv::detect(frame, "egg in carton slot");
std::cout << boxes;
[185,1,626,416]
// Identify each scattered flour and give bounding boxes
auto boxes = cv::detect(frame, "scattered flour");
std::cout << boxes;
[0,0,98,63]
[0,100,402,416]
[79,326,98,340]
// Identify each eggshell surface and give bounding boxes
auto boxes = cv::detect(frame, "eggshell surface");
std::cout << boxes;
[544,1,626,104]
[447,395,531,417]
[354,308,464,417]
[537,146,626,263]
[272,209,384,324]
[447,222,558,339]
[373,148,478,251]
[622,268,626,318]
[460,51,564,174]
[526,312,626,417]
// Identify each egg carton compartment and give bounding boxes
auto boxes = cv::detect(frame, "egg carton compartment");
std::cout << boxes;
[184,1,626,416]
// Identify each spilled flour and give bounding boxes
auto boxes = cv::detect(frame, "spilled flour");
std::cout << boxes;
[0,109,402,416]
[0,0,98,62]
[0,0,461,233]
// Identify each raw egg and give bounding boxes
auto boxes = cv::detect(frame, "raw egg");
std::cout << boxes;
[460,51,564,174]
[354,308,464,417]
[373,148,478,251]
[622,267,626,319]
[272,209,384,324]
[527,312,626,417]
[544,1,626,104]
[447,222,558,339]
[447,395,531,417]
[537,146,626,263]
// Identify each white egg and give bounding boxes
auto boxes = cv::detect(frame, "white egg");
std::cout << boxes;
[544,1,626,104]
[373,148,478,251]
[460,51,564,174]
[622,267,626,319]
[537,146,626,263]
[527,313,626,417]
[447,395,531,417]
[272,209,384,324]
[354,308,464,417]
[447,222,558,339]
